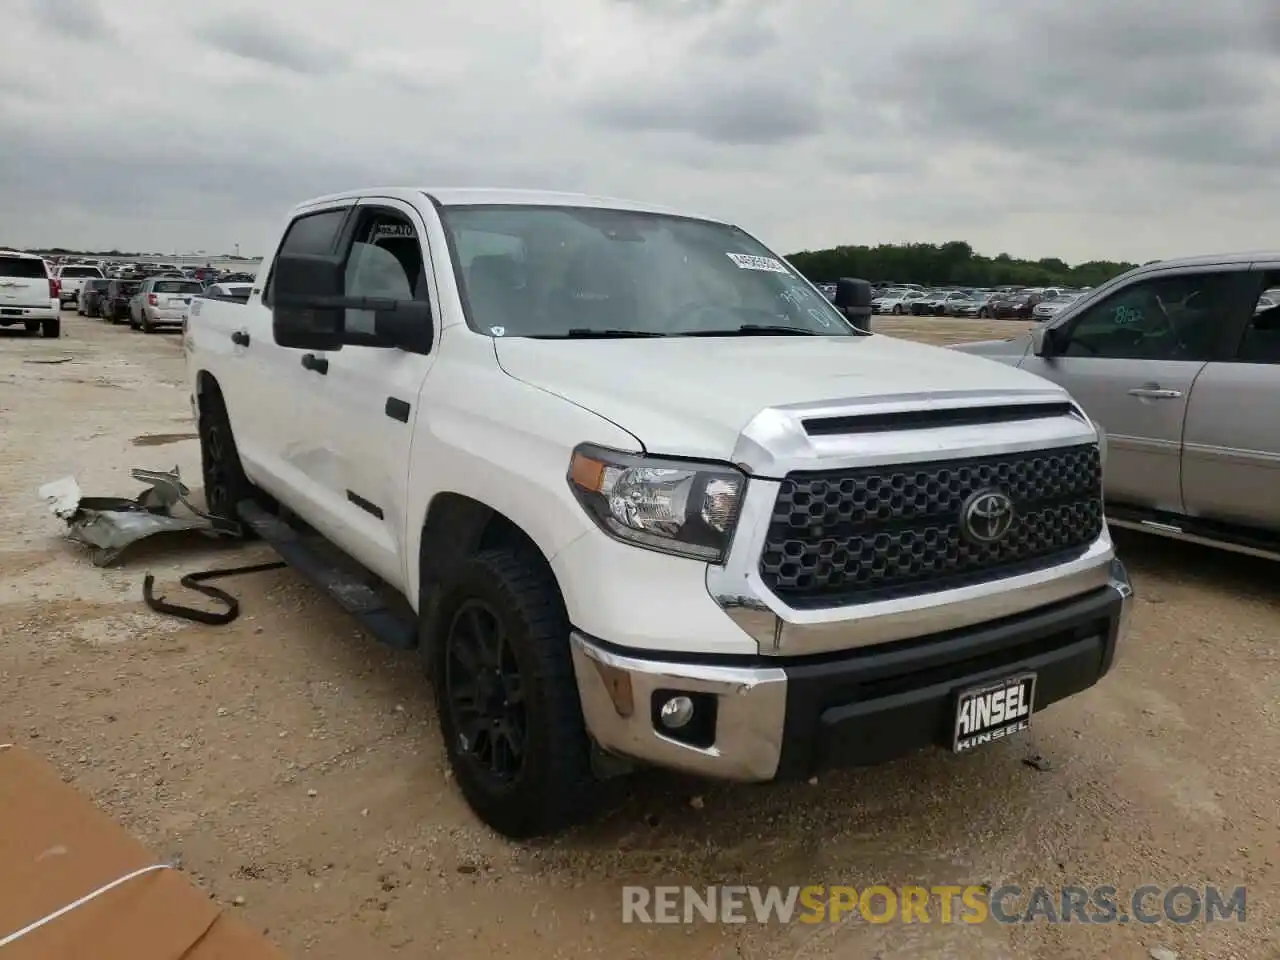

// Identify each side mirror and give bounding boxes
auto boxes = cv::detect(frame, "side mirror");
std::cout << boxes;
[833,277,872,310]
[272,252,345,351]
[1031,324,1060,357]
[833,277,873,332]
[272,252,433,354]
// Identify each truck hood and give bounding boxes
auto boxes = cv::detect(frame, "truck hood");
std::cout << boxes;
[494,334,1060,466]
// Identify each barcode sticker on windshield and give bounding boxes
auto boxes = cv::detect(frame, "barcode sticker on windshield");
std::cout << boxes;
[727,253,790,274]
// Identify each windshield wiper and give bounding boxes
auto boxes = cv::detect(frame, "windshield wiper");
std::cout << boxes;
[679,324,820,336]
[530,328,665,339]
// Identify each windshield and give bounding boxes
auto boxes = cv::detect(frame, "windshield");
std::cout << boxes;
[438,205,859,338]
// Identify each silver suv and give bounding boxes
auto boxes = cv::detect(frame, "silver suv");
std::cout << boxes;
[954,252,1280,559]
[129,276,204,333]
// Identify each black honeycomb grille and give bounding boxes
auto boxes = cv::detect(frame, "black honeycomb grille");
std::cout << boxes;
[760,444,1103,606]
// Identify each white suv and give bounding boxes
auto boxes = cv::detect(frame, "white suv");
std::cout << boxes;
[0,251,60,338]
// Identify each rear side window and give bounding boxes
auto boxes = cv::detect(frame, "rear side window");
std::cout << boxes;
[61,266,102,278]
[0,256,48,278]
[263,207,349,305]
[154,280,202,293]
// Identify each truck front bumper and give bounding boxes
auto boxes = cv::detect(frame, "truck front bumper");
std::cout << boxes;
[571,558,1132,782]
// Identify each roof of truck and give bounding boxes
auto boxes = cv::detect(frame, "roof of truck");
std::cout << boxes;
[1131,251,1280,271]
[292,187,726,223]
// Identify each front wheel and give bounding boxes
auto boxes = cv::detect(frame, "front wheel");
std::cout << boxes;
[892,304,903,315]
[433,548,596,839]
[978,308,990,318]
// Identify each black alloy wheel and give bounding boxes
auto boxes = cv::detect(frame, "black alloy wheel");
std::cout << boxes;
[445,599,527,789]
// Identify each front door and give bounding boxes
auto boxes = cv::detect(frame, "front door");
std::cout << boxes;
[1020,267,1253,513]
[293,199,440,591]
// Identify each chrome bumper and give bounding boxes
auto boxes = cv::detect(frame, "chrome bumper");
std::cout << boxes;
[569,631,787,781]
[571,558,1134,782]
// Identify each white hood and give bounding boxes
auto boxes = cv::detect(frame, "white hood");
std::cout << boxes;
[495,334,1063,464]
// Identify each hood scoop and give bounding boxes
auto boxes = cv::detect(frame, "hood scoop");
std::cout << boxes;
[802,400,1076,437]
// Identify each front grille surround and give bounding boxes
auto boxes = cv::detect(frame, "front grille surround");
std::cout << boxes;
[759,444,1103,607]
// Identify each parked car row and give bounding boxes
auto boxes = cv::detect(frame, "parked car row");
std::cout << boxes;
[76,275,206,332]
[867,284,1091,319]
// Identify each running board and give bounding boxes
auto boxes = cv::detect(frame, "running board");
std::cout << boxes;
[236,499,417,649]
[1108,514,1280,563]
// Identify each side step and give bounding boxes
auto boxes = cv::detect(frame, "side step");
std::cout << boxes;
[1107,506,1280,563]
[237,499,418,649]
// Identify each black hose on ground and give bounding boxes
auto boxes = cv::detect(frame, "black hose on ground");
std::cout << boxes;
[142,560,286,625]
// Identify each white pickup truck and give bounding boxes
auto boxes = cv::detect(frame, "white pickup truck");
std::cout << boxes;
[53,263,105,308]
[184,188,1133,837]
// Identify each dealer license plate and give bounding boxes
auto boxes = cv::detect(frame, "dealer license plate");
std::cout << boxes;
[952,672,1036,753]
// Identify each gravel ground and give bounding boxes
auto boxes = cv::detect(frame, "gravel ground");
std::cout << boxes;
[1,313,1276,959]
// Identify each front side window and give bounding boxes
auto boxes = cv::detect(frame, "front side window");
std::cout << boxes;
[1062,271,1238,361]
[1237,272,1280,364]
[342,211,424,335]
[439,205,857,338]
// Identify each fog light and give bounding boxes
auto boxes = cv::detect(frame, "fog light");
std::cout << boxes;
[659,695,695,729]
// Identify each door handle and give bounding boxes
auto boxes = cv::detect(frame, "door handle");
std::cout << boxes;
[301,353,329,375]
[230,330,250,346]
[1127,384,1182,399]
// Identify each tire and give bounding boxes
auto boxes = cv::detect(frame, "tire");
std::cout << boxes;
[197,386,259,534]
[432,548,596,839]
[40,319,60,338]
[978,308,990,319]
[128,312,139,330]
[142,313,155,334]
[892,304,903,315]
[24,321,38,334]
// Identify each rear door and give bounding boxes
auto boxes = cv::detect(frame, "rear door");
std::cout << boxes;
[1019,266,1253,513]
[1180,264,1280,530]
[0,255,49,308]
[221,204,354,499]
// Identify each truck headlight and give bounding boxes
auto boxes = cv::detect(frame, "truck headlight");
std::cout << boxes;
[568,444,746,562]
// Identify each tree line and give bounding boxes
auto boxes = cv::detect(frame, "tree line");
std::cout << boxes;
[785,241,1139,289]
[4,246,253,260]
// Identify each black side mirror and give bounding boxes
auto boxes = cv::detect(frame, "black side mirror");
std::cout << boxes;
[833,277,873,332]
[833,277,872,310]
[272,252,433,354]
[272,252,346,351]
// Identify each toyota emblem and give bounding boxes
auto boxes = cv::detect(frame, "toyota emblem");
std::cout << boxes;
[961,489,1015,543]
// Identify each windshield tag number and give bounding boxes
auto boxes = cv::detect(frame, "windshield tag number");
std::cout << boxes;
[726,253,790,274]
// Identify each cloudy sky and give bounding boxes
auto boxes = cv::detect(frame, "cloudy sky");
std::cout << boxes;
[1,0,1276,263]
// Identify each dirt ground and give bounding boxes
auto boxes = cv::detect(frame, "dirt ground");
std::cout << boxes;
[1,312,1277,959]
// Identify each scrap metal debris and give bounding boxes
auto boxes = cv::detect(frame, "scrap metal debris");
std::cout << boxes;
[38,467,239,567]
